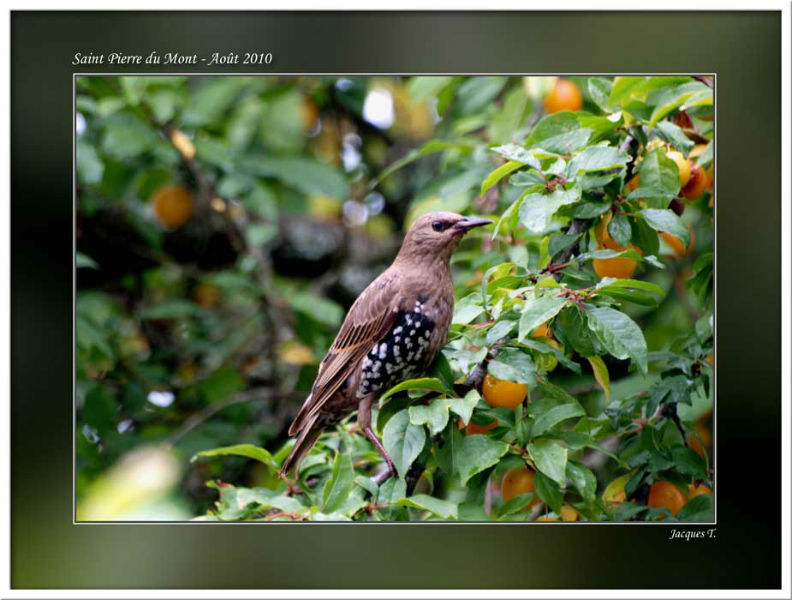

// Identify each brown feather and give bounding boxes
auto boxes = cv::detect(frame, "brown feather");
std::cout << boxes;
[286,269,403,437]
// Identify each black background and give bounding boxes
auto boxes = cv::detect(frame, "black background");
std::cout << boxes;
[10,11,782,589]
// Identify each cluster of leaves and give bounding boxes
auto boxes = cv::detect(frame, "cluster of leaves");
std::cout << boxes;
[191,76,714,522]
[75,76,444,515]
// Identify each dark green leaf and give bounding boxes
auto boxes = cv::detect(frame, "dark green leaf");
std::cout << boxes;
[488,348,536,385]
[586,306,648,374]
[528,439,568,485]
[383,410,426,479]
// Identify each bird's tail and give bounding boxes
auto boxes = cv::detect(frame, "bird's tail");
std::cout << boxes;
[280,420,323,477]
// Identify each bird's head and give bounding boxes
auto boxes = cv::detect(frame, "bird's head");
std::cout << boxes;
[395,211,493,265]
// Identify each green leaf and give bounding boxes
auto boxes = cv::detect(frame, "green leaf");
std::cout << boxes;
[447,389,481,426]
[526,111,580,147]
[76,252,99,270]
[518,185,581,234]
[241,156,348,198]
[566,461,597,503]
[490,192,523,239]
[587,77,613,112]
[456,76,507,114]
[586,355,611,403]
[382,410,426,479]
[375,139,470,184]
[556,306,597,357]
[670,445,707,478]
[548,233,582,258]
[520,339,581,374]
[395,494,458,520]
[648,81,712,126]
[531,402,585,436]
[608,213,632,246]
[629,148,680,200]
[454,435,509,485]
[518,296,567,342]
[607,76,645,108]
[379,377,449,403]
[322,447,356,513]
[596,278,665,301]
[489,86,529,144]
[193,444,278,469]
[409,398,450,436]
[486,319,516,346]
[497,493,537,519]
[101,112,158,159]
[656,121,694,156]
[641,208,690,247]
[491,143,542,169]
[183,77,248,126]
[407,76,455,101]
[287,292,344,327]
[536,129,592,154]
[488,348,536,385]
[76,140,104,184]
[453,294,485,325]
[480,160,524,195]
[568,145,629,177]
[140,300,203,319]
[586,306,648,374]
[528,439,568,485]
[188,367,244,404]
[676,493,713,522]
[533,471,563,513]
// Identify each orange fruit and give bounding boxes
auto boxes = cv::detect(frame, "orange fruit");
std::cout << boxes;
[705,165,713,191]
[531,323,551,339]
[194,283,221,308]
[648,481,688,516]
[152,185,193,228]
[660,224,695,258]
[626,175,640,193]
[688,483,712,498]
[482,375,526,409]
[536,517,558,521]
[543,79,583,113]
[681,163,708,200]
[594,213,612,244]
[560,505,579,521]
[593,238,641,279]
[689,143,709,160]
[458,416,497,436]
[690,409,713,459]
[501,467,541,508]
[300,98,319,132]
[705,354,713,364]
[666,150,691,187]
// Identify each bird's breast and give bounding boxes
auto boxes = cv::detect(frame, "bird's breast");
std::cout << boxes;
[356,296,441,399]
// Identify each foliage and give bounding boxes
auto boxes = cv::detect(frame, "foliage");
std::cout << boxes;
[76,75,713,522]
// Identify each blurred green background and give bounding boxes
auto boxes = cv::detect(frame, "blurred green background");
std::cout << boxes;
[75,75,712,521]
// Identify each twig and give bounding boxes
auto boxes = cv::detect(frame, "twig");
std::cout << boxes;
[167,387,302,446]
[693,75,713,89]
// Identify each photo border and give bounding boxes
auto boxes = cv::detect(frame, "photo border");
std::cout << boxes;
[5,7,787,594]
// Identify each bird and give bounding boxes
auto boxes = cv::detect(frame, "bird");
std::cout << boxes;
[280,211,493,480]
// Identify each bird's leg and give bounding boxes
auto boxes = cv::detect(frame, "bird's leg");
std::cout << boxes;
[358,395,396,482]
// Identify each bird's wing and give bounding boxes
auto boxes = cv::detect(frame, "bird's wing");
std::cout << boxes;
[288,270,403,435]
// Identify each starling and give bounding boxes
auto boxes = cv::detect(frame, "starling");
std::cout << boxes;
[281,212,493,479]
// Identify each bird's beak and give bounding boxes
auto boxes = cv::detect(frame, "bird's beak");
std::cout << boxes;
[454,216,494,233]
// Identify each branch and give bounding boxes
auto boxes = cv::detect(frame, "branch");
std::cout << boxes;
[167,386,302,446]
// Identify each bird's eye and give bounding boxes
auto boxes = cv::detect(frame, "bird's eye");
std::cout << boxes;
[432,220,450,232]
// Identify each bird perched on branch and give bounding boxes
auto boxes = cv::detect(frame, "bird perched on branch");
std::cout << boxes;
[281,212,493,480]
